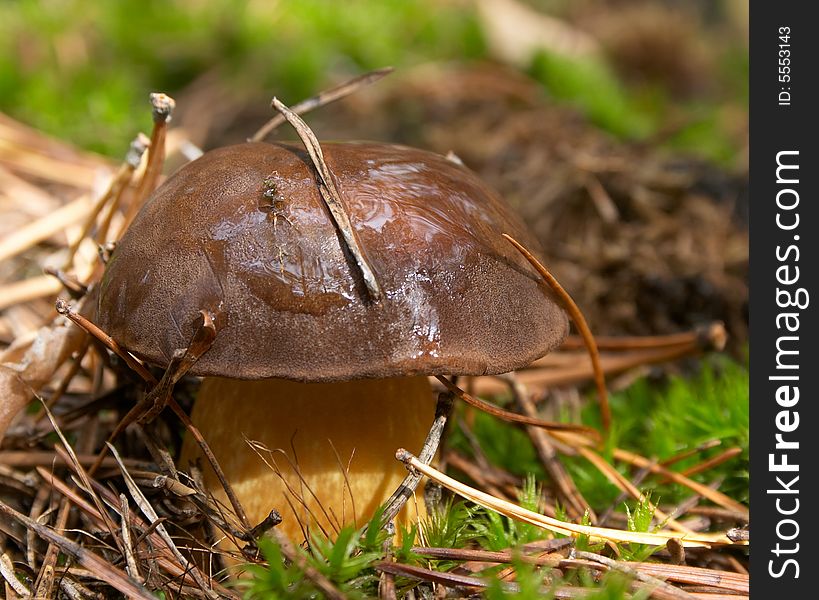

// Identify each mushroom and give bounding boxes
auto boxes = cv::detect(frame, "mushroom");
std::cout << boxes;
[96,141,568,541]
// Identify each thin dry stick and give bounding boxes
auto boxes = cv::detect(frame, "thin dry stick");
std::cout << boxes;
[660,440,723,468]
[63,135,147,269]
[559,322,725,352]
[56,299,251,531]
[378,526,398,600]
[107,443,217,599]
[32,499,70,599]
[546,427,750,523]
[25,486,50,570]
[436,375,600,440]
[122,93,174,229]
[56,299,154,384]
[411,546,563,568]
[32,414,102,597]
[138,309,218,423]
[40,402,125,555]
[43,267,87,297]
[375,561,493,594]
[503,233,610,430]
[630,562,748,594]
[119,494,142,583]
[0,501,155,600]
[271,97,382,300]
[446,450,517,502]
[470,344,715,396]
[327,440,357,528]
[37,467,238,598]
[251,67,393,142]
[90,310,217,471]
[574,446,694,535]
[454,420,520,493]
[396,449,743,548]
[505,374,593,521]
[0,552,30,597]
[380,392,454,526]
[662,478,723,529]
[0,123,108,188]
[168,397,251,531]
[676,447,743,480]
[377,561,599,599]
[35,340,90,420]
[574,551,696,600]
[0,451,147,470]
[246,441,337,539]
[611,448,749,520]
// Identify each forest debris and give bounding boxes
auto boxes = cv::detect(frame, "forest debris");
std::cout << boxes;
[0,316,86,442]
[396,449,746,549]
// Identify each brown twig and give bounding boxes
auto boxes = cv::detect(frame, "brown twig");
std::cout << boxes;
[122,93,175,230]
[0,274,63,311]
[0,500,156,600]
[574,445,694,534]
[0,193,92,264]
[251,68,393,142]
[271,97,382,301]
[660,440,723,468]
[1,551,31,597]
[56,299,155,384]
[107,443,217,599]
[31,499,70,599]
[610,448,749,520]
[468,341,721,396]
[138,309,218,423]
[378,524,397,600]
[675,447,743,480]
[380,391,454,527]
[41,402,124,555]
[446,450,518,502]
[436,375,600,440]
[93,134,151,248]
[34,340,90,421]
[397,449,742,547]
[559,322,726,353]
[503,233,610,430]
[55,299,250,533]
[502,373,593,521]
[170,398,251,532]
[119,494,142,583]
[63,135,147,269]
[574,550,696,600]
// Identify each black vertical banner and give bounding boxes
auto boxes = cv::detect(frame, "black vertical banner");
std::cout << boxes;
[750,3,818,596]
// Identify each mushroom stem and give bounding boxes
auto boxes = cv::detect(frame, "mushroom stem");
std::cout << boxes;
[180,376,436,542]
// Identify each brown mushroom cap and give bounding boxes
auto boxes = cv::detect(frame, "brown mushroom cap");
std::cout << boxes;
[98,142,568,380]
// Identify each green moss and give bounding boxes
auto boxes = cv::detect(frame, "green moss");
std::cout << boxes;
[0,0,485,155]
[453,356,749,511]
[528,50,655,139]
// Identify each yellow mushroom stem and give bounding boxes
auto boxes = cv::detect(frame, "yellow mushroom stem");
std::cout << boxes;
[180,375,436,542]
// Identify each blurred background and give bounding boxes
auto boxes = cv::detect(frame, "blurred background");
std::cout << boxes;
[0,0,749,344]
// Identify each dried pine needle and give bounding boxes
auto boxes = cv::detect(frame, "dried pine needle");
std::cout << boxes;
[503,233,611,430]
[396,449,746,549]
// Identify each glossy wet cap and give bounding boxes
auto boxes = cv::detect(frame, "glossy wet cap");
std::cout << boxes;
[97,142,568,380]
